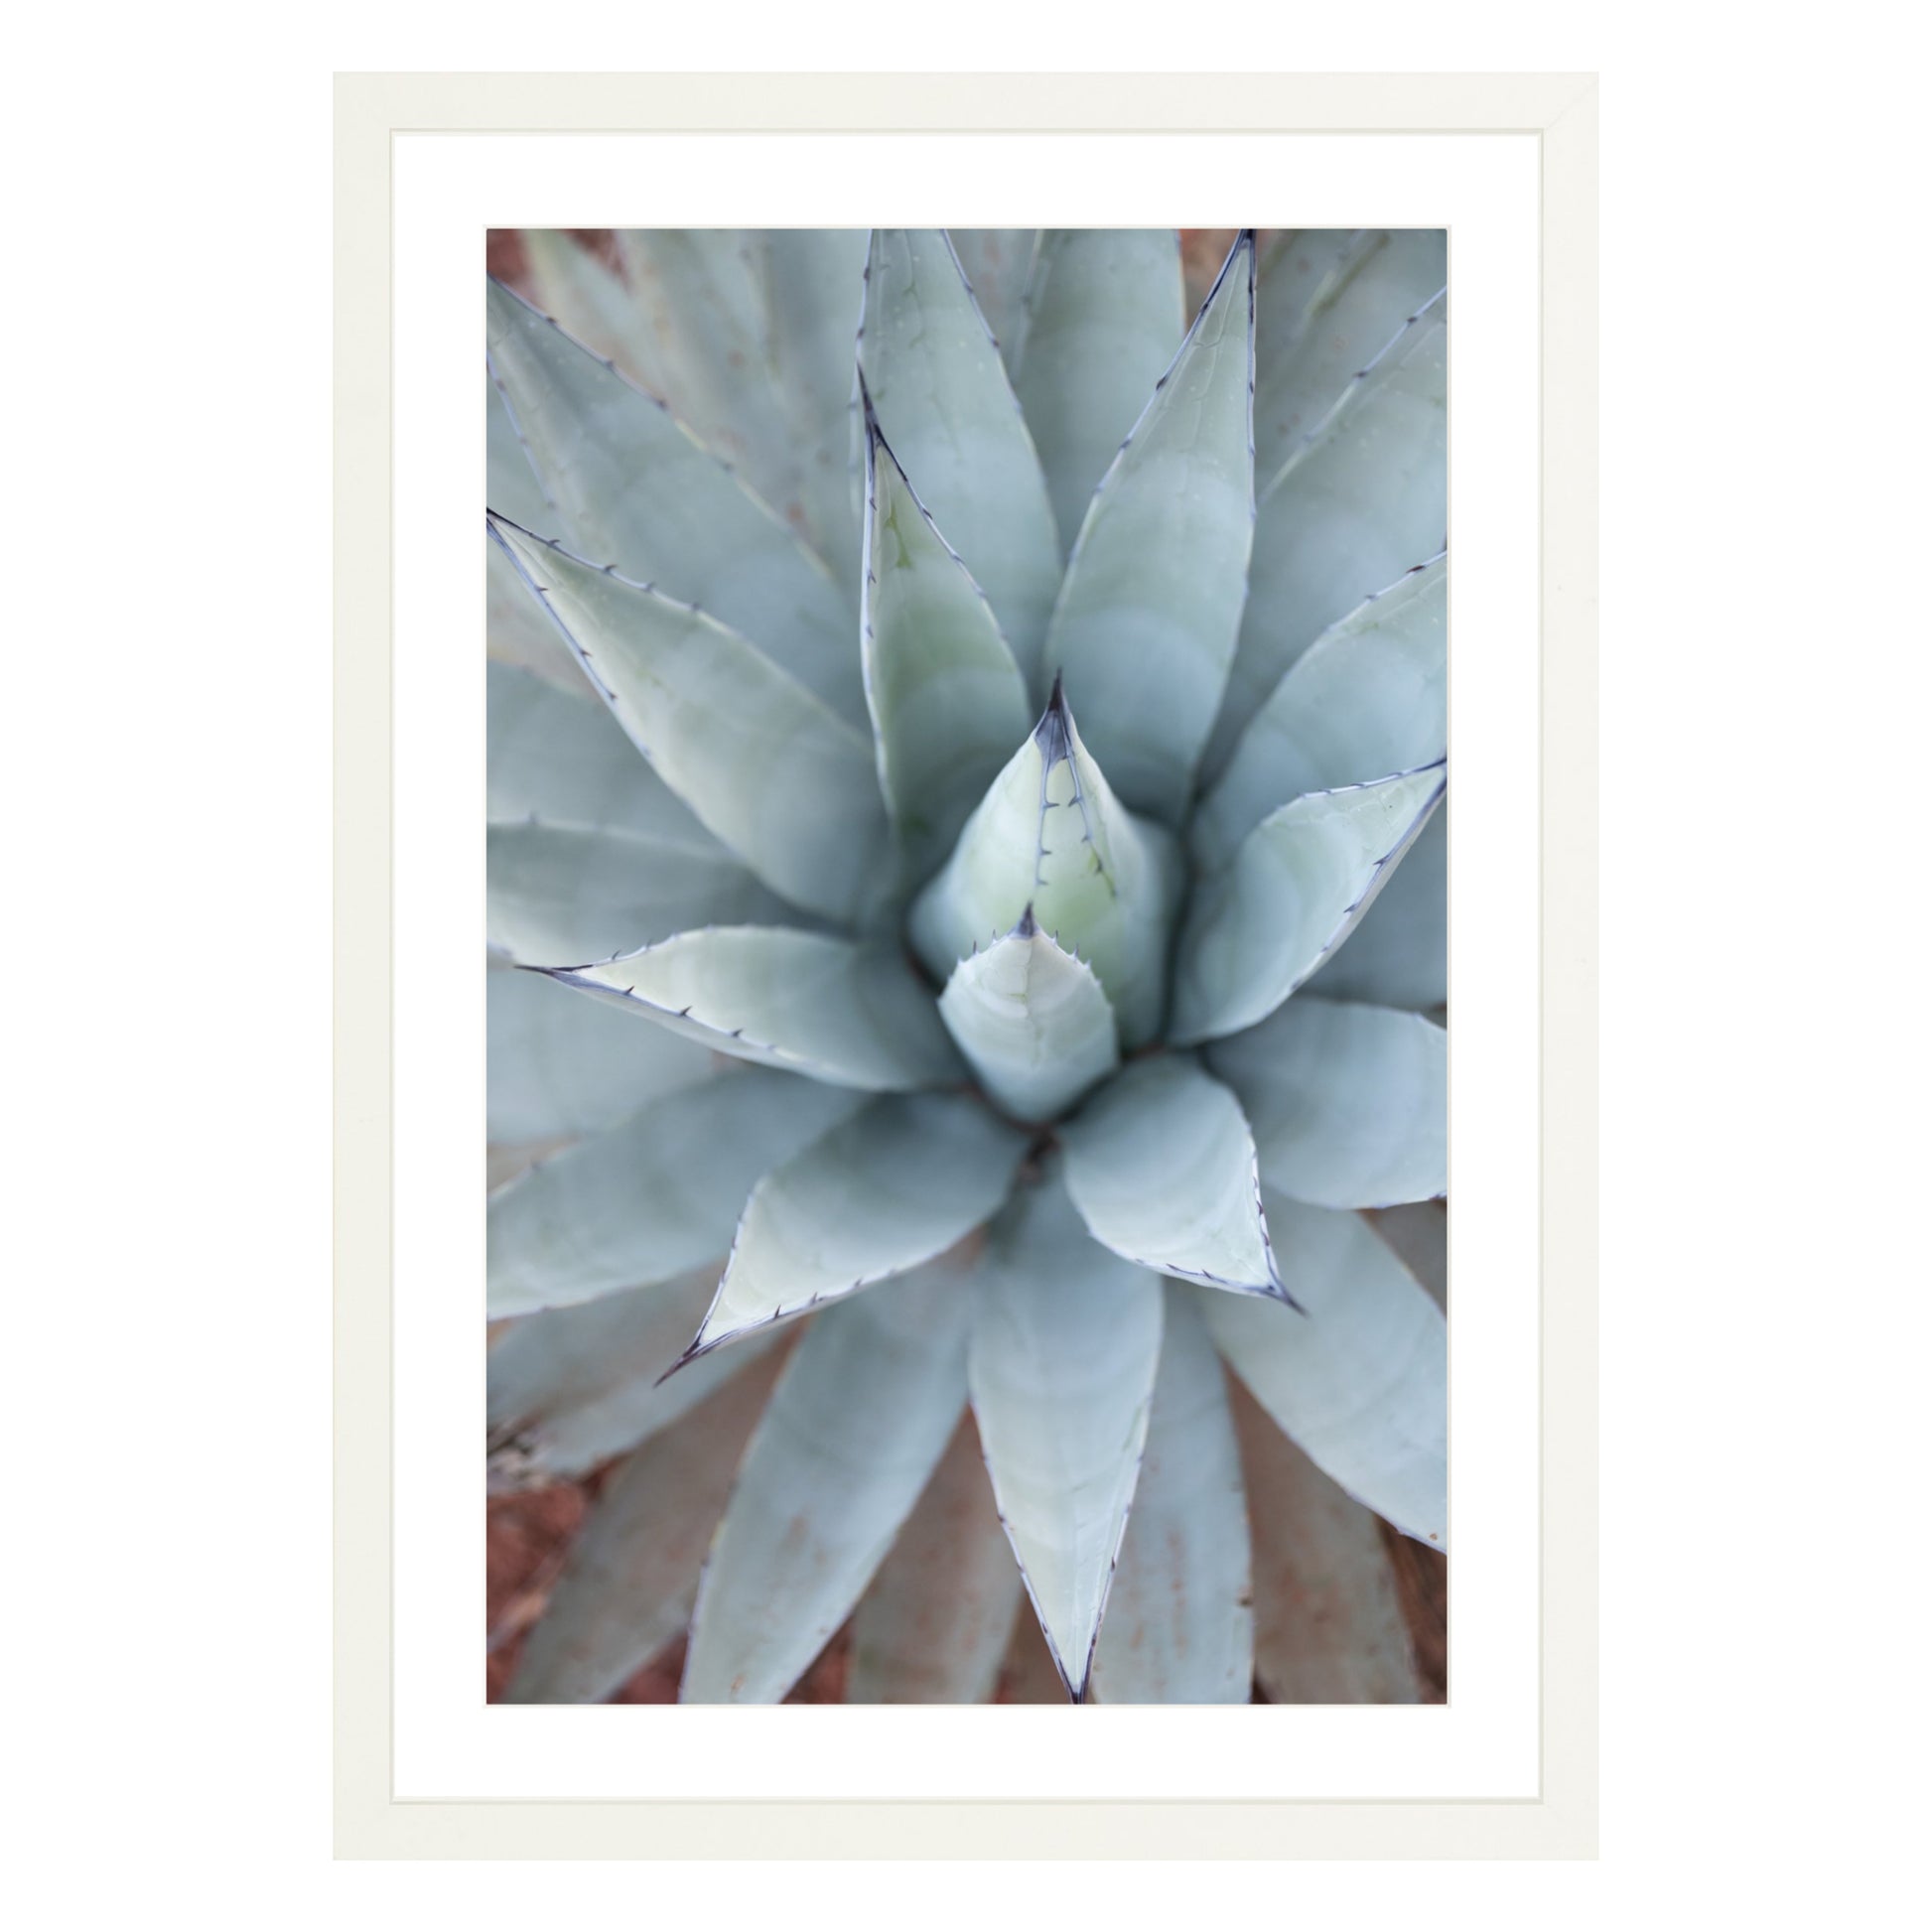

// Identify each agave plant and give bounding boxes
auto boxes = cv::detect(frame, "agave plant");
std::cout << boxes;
[484,226,1449,1705]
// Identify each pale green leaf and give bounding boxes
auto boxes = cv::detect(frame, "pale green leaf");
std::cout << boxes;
[486,1265,780,1491]
[486,366,556,534]
[1014,228,1185,556]
[1040,230,1256,825]
[860,388,1033,882]
[1192,552,1448,873]
[847,1417,1025,1705]
[542,926,962,1093]
[681,1269,972,1702]
[860,229,1061,687]
[1090,1287,1254,1704]
[760,227,870,571]
[488,516,893,927]
[1059,1055,1286,1300]
[1205,294,1447,777]
[487,960,720,1146]
[946,227,1037,363]
[485,821,787,967]
[683,1093,1030,1359]
[1307,799,1448,1012]
[1228,1375,1422,1703]
[1255,228,1447,482]
[908,682,1183,1048]
[518,229,672,398]
[1169,765,1446,1045]
[935,910,1121,1124]
[611,229,775,474]
[487,662,721,854]
[502,1352,782,1703]
[614,228,863,575]
[1208,998,1448,1208]
[486,375,580,689]
[486,278,865,725]
[968,1172,1166,1700]
[486,1069,866,1316]
[1197,1194,1447,1547]
[486,530,583,692]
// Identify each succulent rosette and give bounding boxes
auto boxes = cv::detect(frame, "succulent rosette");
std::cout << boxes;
[485,227,1448,1703]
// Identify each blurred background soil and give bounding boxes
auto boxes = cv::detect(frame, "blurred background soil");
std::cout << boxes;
[487,1473,1447,1704]
[483,223,1447,1706]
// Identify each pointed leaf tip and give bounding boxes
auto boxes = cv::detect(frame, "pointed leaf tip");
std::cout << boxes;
[967,1173,1165,1707]
[936,923,1121,1123]
[1171,765,1446,1044]
[910,690,1183,1048]
[1036,223,1257,825]
[1198,1195,1447,1548]
[859,397,1033,877]
[1059,1056,1286,1303]
[860,229,1060,687]
[685,1092,1030,1358]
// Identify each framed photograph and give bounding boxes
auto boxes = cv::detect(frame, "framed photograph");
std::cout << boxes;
[336,70,1596,1858]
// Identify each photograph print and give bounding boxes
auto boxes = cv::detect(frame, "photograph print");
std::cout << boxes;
[483,226,1449,1707]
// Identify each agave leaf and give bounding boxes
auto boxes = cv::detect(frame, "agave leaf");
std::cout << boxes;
[611,229,775,476]
[682,1093,1030,1361]
[1192,553,1449,873]
[935,910,1121,1124]
[1227,1374,1423,1703]
[486,376,581,689]
[485,1130,569,1196]
[502,1348,783,1703]
[1169,764,1446,1045]
[486,1069,866,1316]
[1089,1288,1254,1703]
[847,1416,1025,1704]
[860,387,1034,882]
[616,228,862,575]
[518,229,673,398]
[486,663,721,854]
[1306,799,1448,1012]
[681,1268,972,1703]
[487,963,719,1147]
[485,821,787,968]
[946,228,1037,364]
[1207,998,1448,1209]
[486,1266,780,1491]
[486,366,557,534]
[486,531,585,692]
[1365,1199,1449,1311]
[760,228,870,571]
[1254,228,1448,483]
[488,516,894,927]
[485,279,865,726]
[1059,1056,1286,1301]
[1205,294,1447,776]
[1013,228,1185,556]
[1040,230,1257,826]
[543,927,962,1093]
[968,1171,1165,1700]
[860,229,1061,687]
[1197,1193,1447,1548]
[908,681,1183,1048]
